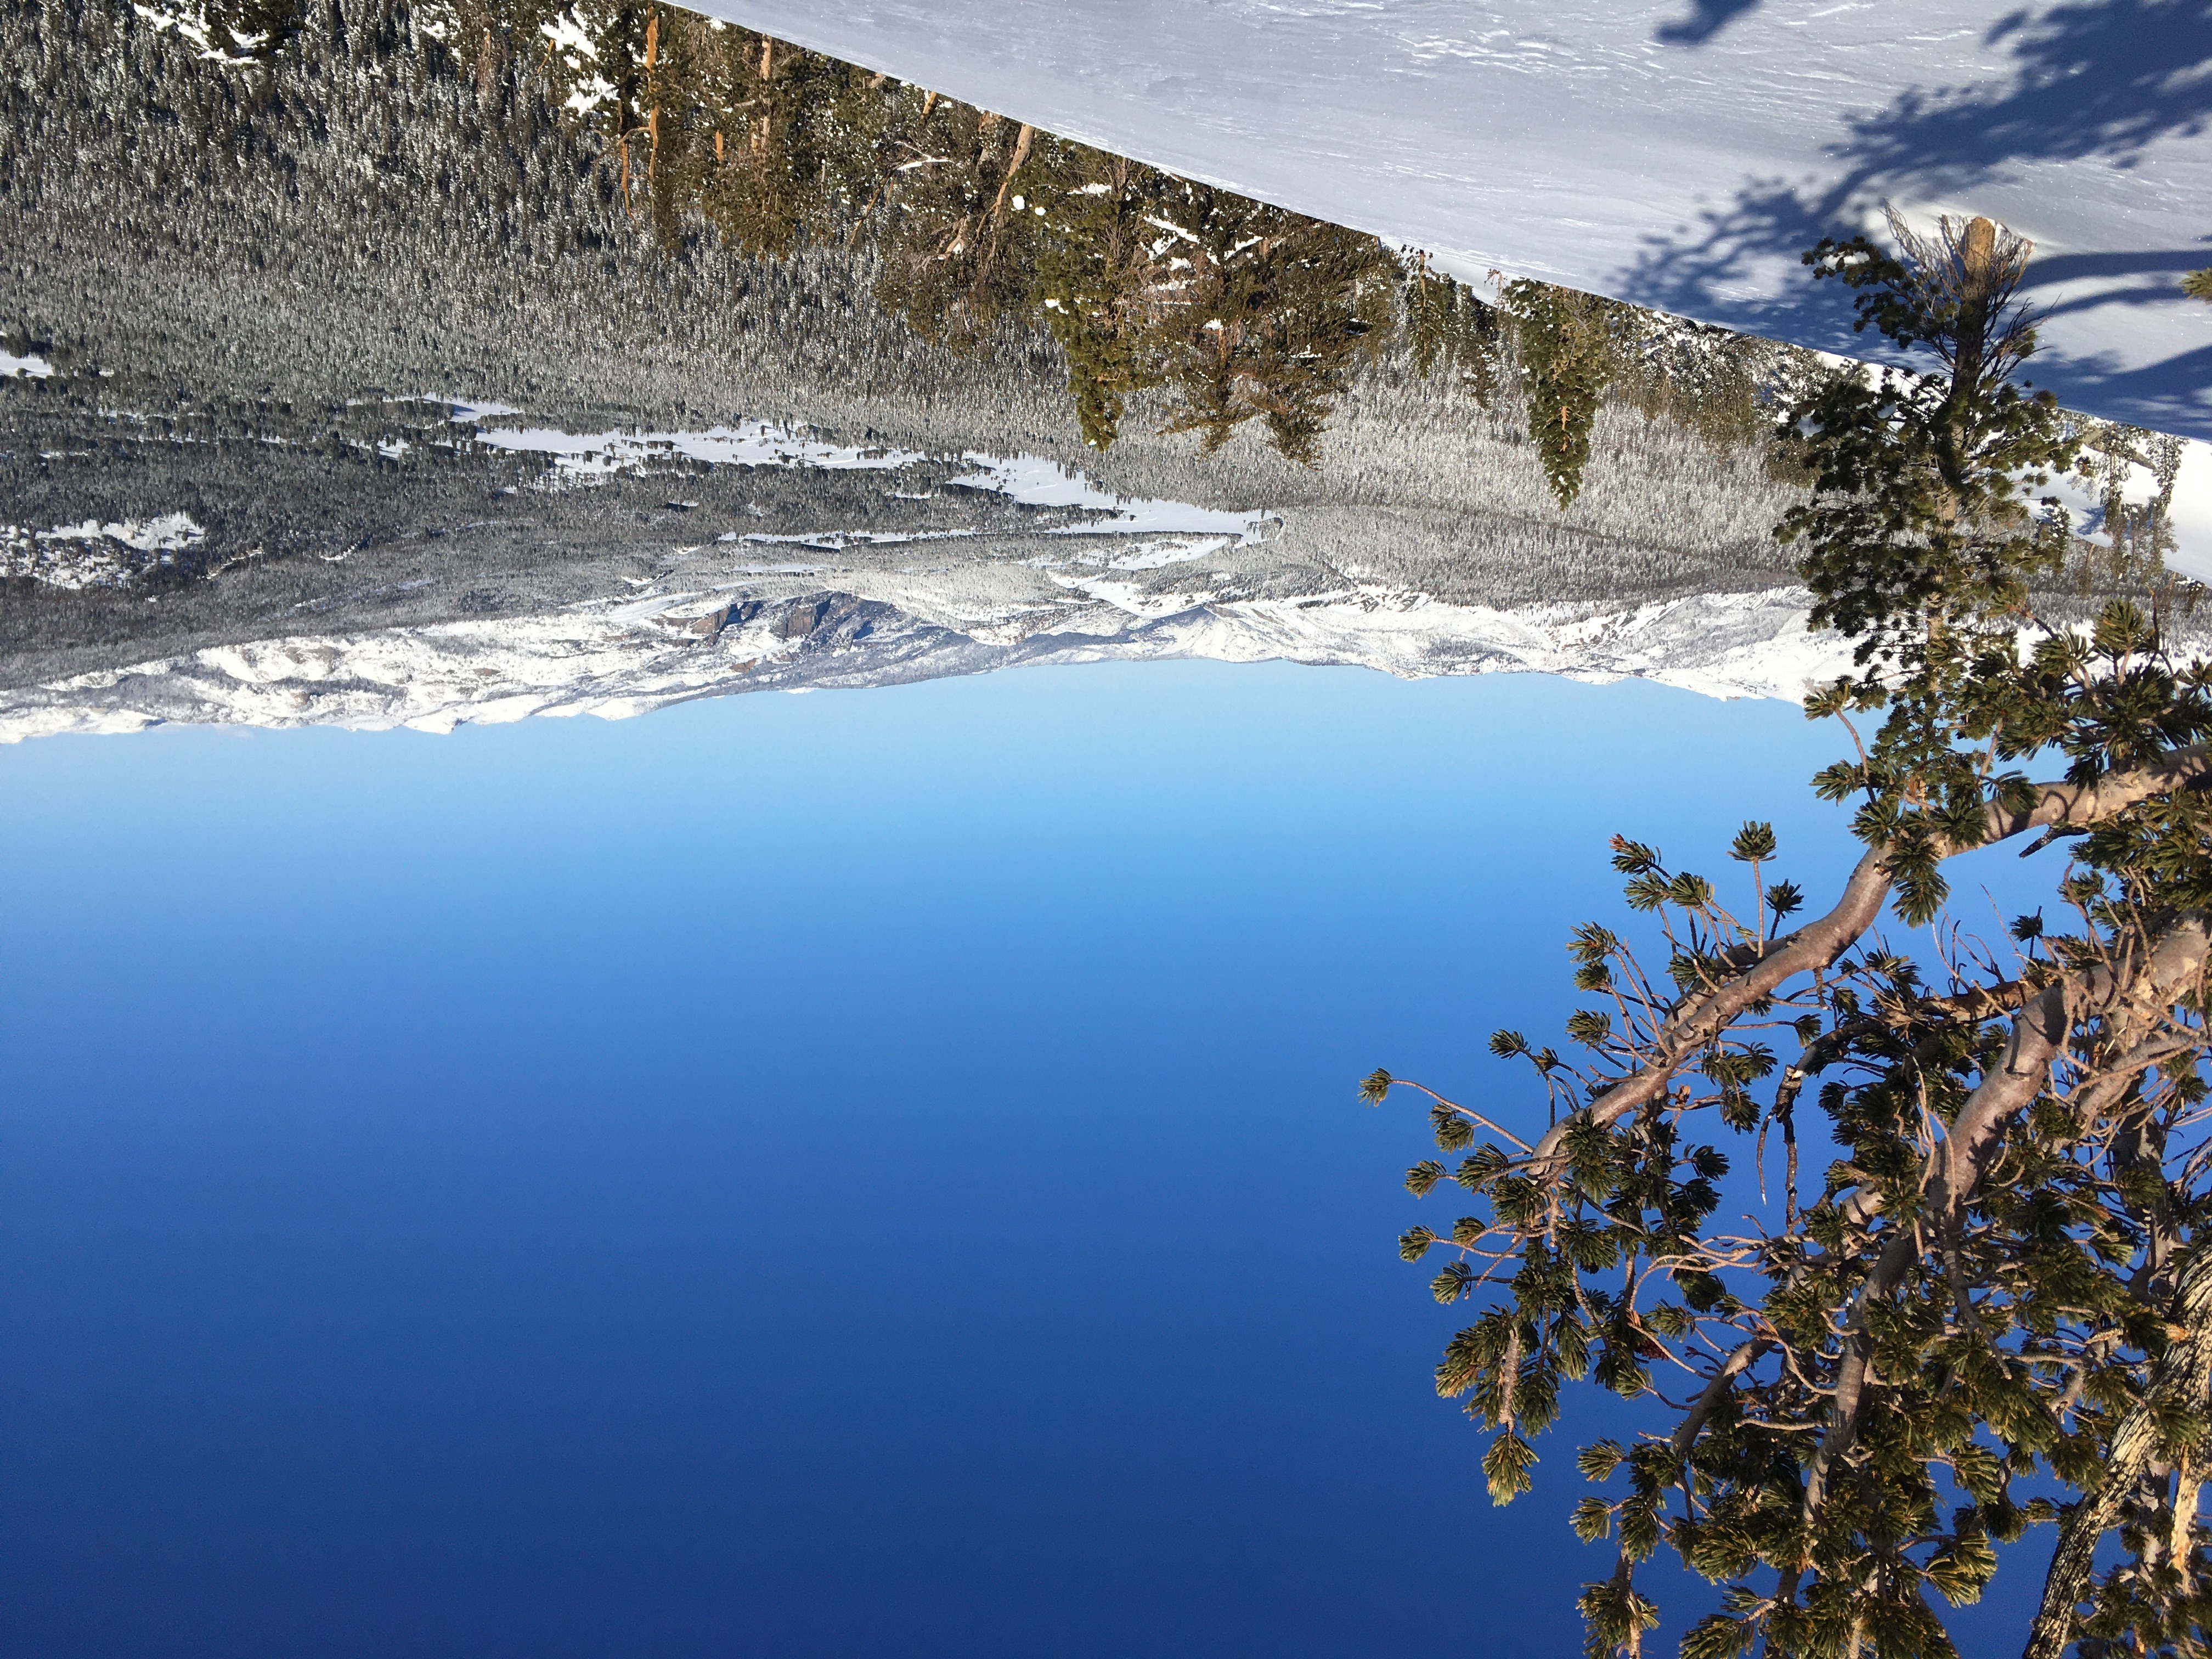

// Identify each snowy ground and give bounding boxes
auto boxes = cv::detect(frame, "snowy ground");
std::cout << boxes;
[711,0,2212,441]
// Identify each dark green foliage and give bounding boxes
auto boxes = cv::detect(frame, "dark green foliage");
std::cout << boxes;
[1403,253,1502,402]
[1146,185,1398,466]
[1502,279,1623,509]
[1031,153,1169,449]
[1369,215,2212,1659]
[871,102,1052,345]
[1787,216,2084,926]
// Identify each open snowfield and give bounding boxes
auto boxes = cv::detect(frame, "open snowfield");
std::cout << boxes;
[710,0,2212,442]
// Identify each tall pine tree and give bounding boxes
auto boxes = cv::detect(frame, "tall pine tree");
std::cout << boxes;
[1502,278,1621,510]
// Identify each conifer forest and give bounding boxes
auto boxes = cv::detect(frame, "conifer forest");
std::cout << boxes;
[10,5,2212,1659]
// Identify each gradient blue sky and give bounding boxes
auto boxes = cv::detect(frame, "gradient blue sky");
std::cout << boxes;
[0,662,2063,1657]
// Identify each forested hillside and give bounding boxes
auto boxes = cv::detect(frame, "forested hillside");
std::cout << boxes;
[0,0,2183,714]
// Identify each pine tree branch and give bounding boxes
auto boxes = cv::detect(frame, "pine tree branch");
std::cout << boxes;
[1802,917,2212,1522]
[1523,745,2212,1171]
[1772,978,2038,1125]
[1670,1338,1770,1461]
[1981,746,2212,847]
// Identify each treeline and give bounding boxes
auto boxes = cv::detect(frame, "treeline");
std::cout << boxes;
[119,0,1823,496]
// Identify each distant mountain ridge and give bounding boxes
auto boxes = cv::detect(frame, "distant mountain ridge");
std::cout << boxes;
[0,571,1851,742]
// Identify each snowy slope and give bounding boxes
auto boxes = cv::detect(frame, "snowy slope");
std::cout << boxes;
[4,399,1861,741]
[708,0,2212,440]
[0,430,1850,740]
[0,580,1852,743]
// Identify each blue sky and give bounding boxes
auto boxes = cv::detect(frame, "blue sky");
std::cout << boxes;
[0,662,2062,1657]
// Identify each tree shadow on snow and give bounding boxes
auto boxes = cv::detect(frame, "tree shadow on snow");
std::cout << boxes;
[1654,0,1762,48]
[1619,0,2212,428]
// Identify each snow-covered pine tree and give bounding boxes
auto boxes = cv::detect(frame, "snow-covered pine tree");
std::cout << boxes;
[871,100,1046,347]
[1402,252,1503,405]
[1030,149,1170,450]
[1147,183,1396,466]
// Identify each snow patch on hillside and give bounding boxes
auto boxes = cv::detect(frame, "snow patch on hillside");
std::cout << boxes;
[471,420,927,478]
[3,514,205,590]
[2171,445,2212,585]
[944,454,1278,541]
